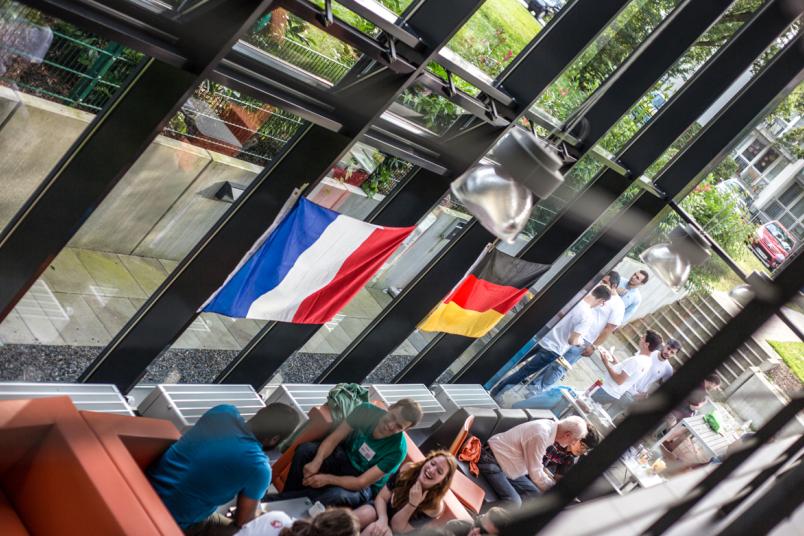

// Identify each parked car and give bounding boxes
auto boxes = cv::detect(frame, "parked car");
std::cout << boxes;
[750,221,796,270]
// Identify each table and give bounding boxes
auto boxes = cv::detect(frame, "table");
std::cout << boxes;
[558,389,615,434]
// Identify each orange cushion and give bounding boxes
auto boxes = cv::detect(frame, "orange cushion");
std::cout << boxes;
[0,397,169,535]
[81,411,183,535]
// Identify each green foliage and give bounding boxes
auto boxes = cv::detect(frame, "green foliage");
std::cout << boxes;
[398,86,462,133]
[631,171,757,295]
[448,0,542,78]
[768,341,804,384]
[362,156,414,198]
[765,85,804,159]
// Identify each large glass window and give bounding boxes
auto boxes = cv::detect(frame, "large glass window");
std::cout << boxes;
[0,81,305,382]
[242,8,360,84]
[141,144,416,384]
[0,0,143,230]
[445,0,548,80]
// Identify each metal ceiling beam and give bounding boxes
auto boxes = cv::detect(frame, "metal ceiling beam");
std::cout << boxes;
[397,0,749,383]
[79,0,488,394]
[0,0,279,322]
[419,0,802,385]
[316,0,631,384]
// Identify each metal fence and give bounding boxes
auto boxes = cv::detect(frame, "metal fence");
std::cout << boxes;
[243,32,354,83]
[0,1,140,111]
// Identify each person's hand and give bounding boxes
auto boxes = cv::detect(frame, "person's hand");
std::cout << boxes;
[468,528,482,536]
[580,344,595,357]
[303,459,321,479]
[364,521,391,536]
[408,480,427,507]
[303,473,329,488]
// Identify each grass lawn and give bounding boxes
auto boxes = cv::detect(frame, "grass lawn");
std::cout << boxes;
[768,340,804,383]
[448,0,542,78]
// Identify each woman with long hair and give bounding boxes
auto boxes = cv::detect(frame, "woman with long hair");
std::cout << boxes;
[354,450,457,536]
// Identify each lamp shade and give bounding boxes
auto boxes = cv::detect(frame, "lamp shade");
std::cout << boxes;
[640,225,712,292]
[493,128,564,199]
[640,242,690,292]
[728,284,754,307]
[450,164,532,243]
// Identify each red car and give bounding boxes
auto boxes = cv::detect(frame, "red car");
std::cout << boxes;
[750,221,796,270]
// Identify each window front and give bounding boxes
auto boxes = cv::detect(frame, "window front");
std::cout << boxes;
[741,138,766,161]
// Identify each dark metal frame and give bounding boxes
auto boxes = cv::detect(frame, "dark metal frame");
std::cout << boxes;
[412,0,802,385]
[0,0,800,530]
[78,0,490,392]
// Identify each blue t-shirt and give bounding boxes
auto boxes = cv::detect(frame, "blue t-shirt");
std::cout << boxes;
[148,405,271,528]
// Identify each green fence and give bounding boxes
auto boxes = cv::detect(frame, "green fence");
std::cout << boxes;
[0,1,140,111]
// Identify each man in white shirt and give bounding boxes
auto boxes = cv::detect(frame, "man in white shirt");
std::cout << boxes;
[593,330,663,411]
[478,416,588,506]
[630,339,680,399]
[491,286,611,397]
[528,271,625,392]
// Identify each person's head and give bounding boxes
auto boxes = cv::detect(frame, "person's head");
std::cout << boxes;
[248,403,302,450]
[601,270,621,290]
[568,425,599,456]
[279,508,359,536]
[628,270,649,288]
[391,451,457,513]
[688,389,707,411]
[588,285,612,308]
[478,507,510,535]
[555,415,588,449]
[640,330,663,354]
[374,398,422,438]
[704,374,722,392]
[660,339,681,361]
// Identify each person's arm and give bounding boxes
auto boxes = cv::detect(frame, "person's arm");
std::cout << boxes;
[567,330,584,346]
[524,428,555,491]
[601,352,629,385]
[390,481,427,534]
[303,420,352,477]
[305,465,386,491]
[234,494,260,528]
[364,486,393,536]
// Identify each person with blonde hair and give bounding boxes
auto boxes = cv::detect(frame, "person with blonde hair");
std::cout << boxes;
[278,508,359,536]
[356,450,458,535]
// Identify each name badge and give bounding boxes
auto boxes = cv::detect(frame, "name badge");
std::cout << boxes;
[358,442,376,462]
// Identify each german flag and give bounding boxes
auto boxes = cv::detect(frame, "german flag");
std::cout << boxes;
[418,249,549,338]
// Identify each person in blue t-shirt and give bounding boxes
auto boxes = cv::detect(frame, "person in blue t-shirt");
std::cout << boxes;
[148,403,300,536]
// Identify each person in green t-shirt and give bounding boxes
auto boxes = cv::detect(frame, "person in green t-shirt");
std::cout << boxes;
[278,399,422,508]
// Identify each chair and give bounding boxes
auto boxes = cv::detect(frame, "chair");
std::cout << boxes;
[0,396,183,535]
[491,408,529,435]
[419,408,499,454]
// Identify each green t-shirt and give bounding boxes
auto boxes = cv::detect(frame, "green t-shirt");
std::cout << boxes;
[345,403,407,491]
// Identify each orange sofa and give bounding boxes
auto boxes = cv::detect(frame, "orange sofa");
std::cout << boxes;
[0,396,182,535]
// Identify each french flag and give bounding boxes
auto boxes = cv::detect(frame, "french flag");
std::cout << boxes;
[204,198,414,324]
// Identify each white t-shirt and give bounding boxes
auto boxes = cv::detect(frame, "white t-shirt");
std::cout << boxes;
[236,511,294,536]
[601,353,652,399]
[585,292,625,344]
[630,351,674,396]
[540,301,594,356]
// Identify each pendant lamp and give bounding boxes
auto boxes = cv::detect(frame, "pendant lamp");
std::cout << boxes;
[640,224,711,292]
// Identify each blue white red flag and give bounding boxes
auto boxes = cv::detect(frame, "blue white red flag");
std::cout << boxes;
[204,198,414,324]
